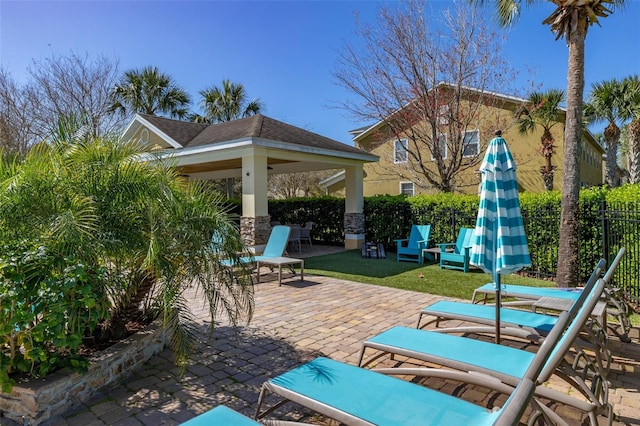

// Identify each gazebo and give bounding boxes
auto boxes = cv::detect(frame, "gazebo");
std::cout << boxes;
[121,113,378,249]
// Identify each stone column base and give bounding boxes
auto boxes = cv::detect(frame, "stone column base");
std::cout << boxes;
[240,216,271,246]
[344,212,365,249]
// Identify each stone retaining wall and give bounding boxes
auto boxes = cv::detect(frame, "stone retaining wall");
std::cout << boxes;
[0,322,169,425]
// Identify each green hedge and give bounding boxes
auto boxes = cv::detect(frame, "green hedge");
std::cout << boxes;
[231,184,640,297]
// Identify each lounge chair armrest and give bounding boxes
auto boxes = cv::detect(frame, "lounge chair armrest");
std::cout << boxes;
[394,238,409,243]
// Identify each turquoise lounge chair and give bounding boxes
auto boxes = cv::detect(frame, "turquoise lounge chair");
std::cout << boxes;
[394,224,431,263]
[256,315,565,426]
[416,257,614,342]
[357,275,610,425]
[221,225,291,267]
[439,227,474,272]
[181,405,259,425]
[418,249,623,341]
[470,248,630,342]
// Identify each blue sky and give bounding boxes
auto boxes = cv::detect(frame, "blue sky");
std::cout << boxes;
[1,0,638,144]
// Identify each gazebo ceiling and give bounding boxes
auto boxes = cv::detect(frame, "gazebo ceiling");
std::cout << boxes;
[120,113,378,179]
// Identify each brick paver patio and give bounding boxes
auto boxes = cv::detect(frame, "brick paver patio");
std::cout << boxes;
[39,249,640,426]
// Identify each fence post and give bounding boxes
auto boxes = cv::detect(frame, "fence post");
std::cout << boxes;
[601,200,610,263]
[451,208,457,240]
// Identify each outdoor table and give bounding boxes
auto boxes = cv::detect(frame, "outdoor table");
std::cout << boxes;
[421,247,441,263]
[362,242,385,259]
[256,257,304,286]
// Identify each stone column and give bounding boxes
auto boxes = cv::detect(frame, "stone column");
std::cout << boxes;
[344,165,365,249]
[344,212,365,249]
[241,148,269,247]
[240,215,271,246]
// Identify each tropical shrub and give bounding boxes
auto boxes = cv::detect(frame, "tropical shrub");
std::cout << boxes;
[0,245,108,391]
[0,136,254,390]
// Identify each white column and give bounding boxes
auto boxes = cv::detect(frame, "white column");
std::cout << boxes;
[344,164,365,249]
[242,148,268,217]
[241,148,270,246]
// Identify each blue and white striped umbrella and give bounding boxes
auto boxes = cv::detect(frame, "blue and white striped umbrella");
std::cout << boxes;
[470,133,531,343]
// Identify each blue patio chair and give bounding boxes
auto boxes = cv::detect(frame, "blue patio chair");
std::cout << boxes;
[255,307,569,425]
[181,405,259,425]
[394,224,431,263]
[357,273,610,425]
[438,227,475,272]
[221,225,291,267]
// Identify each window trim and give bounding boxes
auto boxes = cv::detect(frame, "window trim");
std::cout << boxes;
[431,133,447,161]
[399,181,415,196]
[462,129,480,158]
[394,139,408,163]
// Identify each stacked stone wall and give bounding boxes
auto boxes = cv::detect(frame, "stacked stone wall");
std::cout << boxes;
[0,322,169,425]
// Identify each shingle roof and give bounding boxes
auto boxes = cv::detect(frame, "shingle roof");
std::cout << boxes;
[139,114,208,146]
[139,113,368,156]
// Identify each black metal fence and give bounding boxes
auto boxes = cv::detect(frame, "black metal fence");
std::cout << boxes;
[409,201,640,302]
[266,197,640,302]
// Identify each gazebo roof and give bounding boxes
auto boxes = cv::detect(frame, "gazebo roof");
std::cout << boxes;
[121,113,378,179]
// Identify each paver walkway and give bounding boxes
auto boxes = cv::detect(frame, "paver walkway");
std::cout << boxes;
[40,252,640,426]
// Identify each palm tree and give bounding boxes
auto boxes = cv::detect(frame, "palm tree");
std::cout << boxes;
[0,134,254,371]
[193,80,263,197]
[195,79,263,124]
[618,75,640,183]
[584,79,625,187]
[471,0,626,288]
[516,89,565,191]
[110,66,191,119]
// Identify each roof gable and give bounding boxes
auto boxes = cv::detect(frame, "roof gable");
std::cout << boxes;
[138,114,208,146]
[136,113,369,156]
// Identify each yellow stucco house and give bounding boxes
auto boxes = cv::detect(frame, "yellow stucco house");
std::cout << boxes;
[321,85,604,196]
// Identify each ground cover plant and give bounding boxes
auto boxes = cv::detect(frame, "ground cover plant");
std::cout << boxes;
[0,131,254,391]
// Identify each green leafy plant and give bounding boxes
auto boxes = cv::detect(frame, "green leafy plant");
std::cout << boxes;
[0,134,255,390]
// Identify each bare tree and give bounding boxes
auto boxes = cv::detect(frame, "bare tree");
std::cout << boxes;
[0,68,37,153]
[1,52,123,151]
[27,51,124,142]
[268,170,334,199]
[334,1,520,193]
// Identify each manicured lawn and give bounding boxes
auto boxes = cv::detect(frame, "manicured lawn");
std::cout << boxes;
[304,250,554,300]
[304,249,640,326]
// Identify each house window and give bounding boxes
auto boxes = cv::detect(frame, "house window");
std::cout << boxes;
[431,134,447,160]
[438,105,450,125]
[463,130,480,157]
[394,139,408,163]
[400,181,414,196]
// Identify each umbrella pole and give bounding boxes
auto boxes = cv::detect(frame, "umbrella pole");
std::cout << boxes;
[495,273,501,344]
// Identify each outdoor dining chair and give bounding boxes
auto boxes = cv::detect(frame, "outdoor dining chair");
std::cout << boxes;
[300,221,314,248]
[287,224,302,253]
